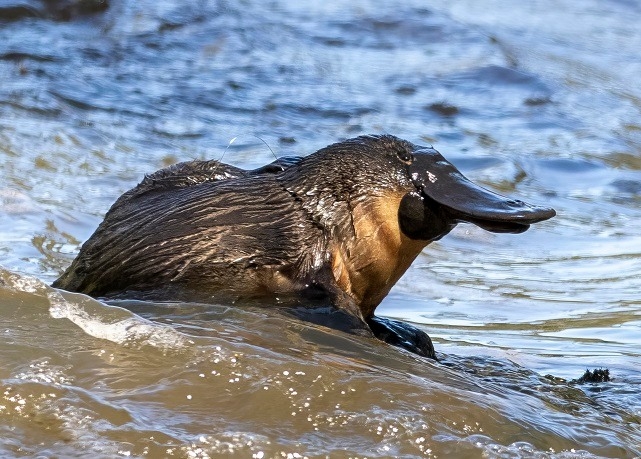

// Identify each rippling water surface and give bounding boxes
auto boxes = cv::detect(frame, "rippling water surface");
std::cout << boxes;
[1,0,641,457]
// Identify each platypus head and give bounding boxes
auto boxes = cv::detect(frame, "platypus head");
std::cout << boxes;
[296,134,555,239]
[393,138,555,237]
[286,134,555,316]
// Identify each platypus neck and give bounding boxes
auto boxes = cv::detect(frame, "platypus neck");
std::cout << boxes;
[329,191,428,318]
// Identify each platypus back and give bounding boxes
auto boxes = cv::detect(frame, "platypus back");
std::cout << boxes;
[54,156,321,302]
[54,135,555,357]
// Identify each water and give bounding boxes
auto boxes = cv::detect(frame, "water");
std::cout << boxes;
[1,0,641,457]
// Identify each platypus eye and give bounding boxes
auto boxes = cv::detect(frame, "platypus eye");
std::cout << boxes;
[396,149,413,164]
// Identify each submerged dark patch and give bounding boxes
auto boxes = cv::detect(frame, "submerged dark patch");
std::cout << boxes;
[574,368,611,384]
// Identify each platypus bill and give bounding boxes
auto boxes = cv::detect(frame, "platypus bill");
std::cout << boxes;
[53,135,555,359]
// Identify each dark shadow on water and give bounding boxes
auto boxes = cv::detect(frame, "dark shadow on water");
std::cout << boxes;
[0,0,109,22]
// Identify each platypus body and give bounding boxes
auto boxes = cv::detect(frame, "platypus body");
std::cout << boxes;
[54,135,555,358]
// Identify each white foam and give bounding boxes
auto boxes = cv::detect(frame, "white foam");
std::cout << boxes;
[1,269,193,351]
[0,269,47,295]
[47,289,193,350]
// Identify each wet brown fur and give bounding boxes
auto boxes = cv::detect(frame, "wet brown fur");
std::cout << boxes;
[331,192,427,318]
[54,136,428,322]
[54,135,555,357]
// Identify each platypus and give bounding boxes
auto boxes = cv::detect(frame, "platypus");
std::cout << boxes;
[53,135,555,358]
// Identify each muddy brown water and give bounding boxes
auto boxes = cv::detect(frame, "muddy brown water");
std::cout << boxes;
[1,0,641,457]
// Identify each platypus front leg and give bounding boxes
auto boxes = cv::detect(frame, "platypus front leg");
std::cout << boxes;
[366,316,437,360]
[302,269,437,358]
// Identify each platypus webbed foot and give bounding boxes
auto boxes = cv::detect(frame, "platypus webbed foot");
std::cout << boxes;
[367,316,437,360]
